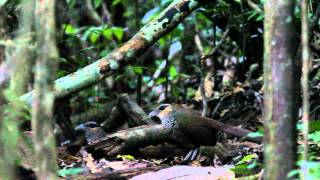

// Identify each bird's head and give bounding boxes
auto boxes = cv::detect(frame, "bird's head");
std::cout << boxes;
[148,104,176,132]
[75,121,100,131]
[148,104,173,121]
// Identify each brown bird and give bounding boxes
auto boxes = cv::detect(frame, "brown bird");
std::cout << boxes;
[149,104,261,161]
[149,104,217,161]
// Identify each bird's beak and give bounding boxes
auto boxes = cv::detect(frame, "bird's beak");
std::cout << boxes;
[75,124,86,131]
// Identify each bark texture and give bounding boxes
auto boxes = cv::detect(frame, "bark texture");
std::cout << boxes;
[263,0,299,179]
[32,0,58,179]
[0,1,34,179]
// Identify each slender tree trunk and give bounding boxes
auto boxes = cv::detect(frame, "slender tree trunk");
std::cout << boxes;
[263,0,299,179]
[0,1,34,179]
[32,0,58,179]
[301,0,310,178]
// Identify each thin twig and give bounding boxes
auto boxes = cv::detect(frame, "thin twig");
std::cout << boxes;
[201,16,231,60]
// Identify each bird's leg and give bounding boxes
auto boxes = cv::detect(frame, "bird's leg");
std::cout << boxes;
[190,146,200,161]
[183,146,200,161]
[183,149,194,161]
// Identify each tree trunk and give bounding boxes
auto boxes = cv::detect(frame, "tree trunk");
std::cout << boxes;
[32,0,58,179]
[0,1,34,179]
[263,0,299,179]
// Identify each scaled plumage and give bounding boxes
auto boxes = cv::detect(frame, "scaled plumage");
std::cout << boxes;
[149,104,217,161]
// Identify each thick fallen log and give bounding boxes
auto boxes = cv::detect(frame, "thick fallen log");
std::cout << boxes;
[20,0,208,105]
[92,125,170,156]
[90,119,262,156]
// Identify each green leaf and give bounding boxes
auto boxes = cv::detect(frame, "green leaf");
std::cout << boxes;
[58,168,84,177]
[231,164,251,175]
[309,120,320,132]
[66,0,76,8]
[93,0,103,8]
[116,154,135,160]
[309,131,320,143]
[143,76,151,83]
[112,27,124,42]
[64,24,78,35]
[112,0,122,6]
[132,66,144,75]
[287,169,300,178]
[102,29,113,40]
[89,31,100,43]
[247,11,258,21]
[256,14,264,21]
[156,77,167,85]
[187,88,195,99]
[169,65,178,80]
[100,50,109,57]
[56,70,68,78]
[238,154,257,164]
[247,131,263,138]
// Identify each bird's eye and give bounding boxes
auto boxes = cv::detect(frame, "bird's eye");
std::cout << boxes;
[158,105,167,110]
[159,106,165,110]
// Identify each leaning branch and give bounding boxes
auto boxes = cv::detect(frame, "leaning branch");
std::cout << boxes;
[20,0,206,105]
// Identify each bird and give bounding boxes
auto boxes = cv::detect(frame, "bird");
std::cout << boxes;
[62,121,107,147]
[75,121,107,145]
[148,104,217,161]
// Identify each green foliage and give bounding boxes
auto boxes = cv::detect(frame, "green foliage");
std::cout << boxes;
[66,0,76,9]
[58,168,84,177]
[112,0,128,6]
[111,27,124,42]
[169,65,178,80]
[93,0,103,9]
[231,154,262,176]
[288,161,320,179]
[116,154,135,160]
[247,126,264,138]
[309,131,320,144]
[156,77,167,85]
[63,24,78,35]
[131,66,144,75]
[247,10,264,21]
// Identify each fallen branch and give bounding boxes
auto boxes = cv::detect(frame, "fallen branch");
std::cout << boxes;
[118,93,155,125]
[20,0,207,105]
[90,118,261,156]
